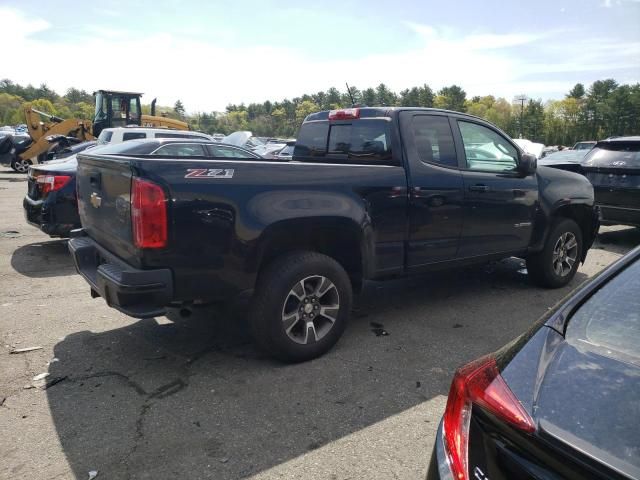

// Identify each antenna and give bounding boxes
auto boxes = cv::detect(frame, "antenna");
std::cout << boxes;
[345,82,356,106]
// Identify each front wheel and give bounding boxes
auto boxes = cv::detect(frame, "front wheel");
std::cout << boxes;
[249,251,352,362]
[10,158,32,173]
[527,218,583,288]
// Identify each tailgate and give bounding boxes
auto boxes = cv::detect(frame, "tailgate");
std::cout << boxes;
[76,153,138,263]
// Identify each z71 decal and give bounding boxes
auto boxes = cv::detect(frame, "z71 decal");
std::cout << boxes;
[185,168,235,179]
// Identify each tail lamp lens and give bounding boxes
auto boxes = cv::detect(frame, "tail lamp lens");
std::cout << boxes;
[131,177,167,249]
[36,175,72,195]
[442,355,535,480]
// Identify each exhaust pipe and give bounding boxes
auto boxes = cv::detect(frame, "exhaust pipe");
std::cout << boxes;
[151,98,157,117]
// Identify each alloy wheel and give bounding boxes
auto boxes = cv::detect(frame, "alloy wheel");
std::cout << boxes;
[281,275,340,345]
[552,232,578,277]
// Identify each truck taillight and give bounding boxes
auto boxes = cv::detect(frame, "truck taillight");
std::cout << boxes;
[328,108,360,120]
[131,178,167,249]
[36,175,71,195]
[442,355,535,480]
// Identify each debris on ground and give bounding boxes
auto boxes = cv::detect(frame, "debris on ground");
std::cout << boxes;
[452,323,463,328]
[47,358,59,365]
[0,397,5,406]
[88,470,98,479]
[41,376,67,390]
[10,346,43,354]
[32,372,50,381]
[0,230,21,238]
[416,381,421,388]
[370,321,389,336]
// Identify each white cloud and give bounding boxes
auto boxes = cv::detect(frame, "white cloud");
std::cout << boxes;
[0,7,638,113]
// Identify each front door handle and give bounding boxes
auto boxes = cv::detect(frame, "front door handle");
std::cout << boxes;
[469,184,489,193]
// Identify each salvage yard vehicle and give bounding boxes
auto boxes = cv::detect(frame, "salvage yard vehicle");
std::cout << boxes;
[24,138,258,238]
[0,132,33,172]
[97,127,213,145]
[427,245,640,480]
[16,90,190,169]
[582,136,640,227]
[69,107,599,362]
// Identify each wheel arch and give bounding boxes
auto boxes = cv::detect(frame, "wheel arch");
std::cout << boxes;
[248,217,371,292]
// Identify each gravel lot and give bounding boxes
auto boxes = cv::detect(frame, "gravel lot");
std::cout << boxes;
[1,167,637,480]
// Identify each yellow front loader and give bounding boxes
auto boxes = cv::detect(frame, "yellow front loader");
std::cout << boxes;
[16,90,189,171]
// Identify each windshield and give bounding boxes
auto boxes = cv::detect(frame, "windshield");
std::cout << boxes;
[94,92,107,122]
[583,142,640,168]
[574,142,595,150]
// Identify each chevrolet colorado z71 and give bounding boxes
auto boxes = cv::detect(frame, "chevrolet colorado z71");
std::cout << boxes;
[69,107,599,362]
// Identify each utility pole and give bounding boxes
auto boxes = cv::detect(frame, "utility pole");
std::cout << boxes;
[514,94,528,138]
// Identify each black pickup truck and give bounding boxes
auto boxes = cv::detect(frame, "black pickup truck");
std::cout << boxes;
[69,107,599,362]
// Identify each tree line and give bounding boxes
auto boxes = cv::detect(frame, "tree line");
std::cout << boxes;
[1,78,638,146]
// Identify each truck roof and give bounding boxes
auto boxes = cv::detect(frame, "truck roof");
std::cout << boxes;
[303,106,489,123]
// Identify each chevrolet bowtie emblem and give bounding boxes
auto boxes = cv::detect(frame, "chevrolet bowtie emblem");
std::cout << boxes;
[90,192,102,208]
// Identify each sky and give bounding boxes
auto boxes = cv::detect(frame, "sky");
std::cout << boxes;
[1,0,639,113]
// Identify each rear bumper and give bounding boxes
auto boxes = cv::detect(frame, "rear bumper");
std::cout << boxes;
[598,204,640,227]
[23,195,79,237]
[68,233,173,318]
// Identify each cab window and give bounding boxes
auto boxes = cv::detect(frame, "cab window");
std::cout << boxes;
[122,132,147,141]
[458,121,518,172]
[327,120,392,164]
[293,122,329,159]
[411,116,457,168]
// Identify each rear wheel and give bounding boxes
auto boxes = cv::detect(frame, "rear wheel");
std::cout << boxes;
[527,218,582,288]
[10,158,32,173]
[249,251,352,362]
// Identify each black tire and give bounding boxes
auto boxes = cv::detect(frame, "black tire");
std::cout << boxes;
[10,158,31,173]
[527,218,583,288]
[249,251,352,363]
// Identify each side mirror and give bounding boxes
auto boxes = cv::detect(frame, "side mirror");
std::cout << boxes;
[519,152,537,175]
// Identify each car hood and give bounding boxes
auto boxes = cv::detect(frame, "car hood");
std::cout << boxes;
[533,339,640,477]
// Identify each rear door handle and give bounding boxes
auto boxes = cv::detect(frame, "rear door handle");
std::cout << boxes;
[469,184,489,193]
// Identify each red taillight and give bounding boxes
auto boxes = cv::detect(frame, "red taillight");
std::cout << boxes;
[36,175,72,195]
[442,355,535,480]
[328,108,360,120]
[131,178,167,249]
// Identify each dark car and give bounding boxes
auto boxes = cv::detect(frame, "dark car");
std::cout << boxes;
[45,137,97,161]
[0,133,33,172]
[24,139,260,238]
[582,136,640,227]
[427,245,640,480]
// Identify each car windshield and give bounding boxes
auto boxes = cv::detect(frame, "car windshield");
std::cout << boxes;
[566,257,640,362]
[583,142,640,168]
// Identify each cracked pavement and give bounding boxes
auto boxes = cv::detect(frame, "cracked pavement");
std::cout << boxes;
[1,168,638,479]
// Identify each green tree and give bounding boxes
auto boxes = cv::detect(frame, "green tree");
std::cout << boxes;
[174,100,186,118]
[434,85,466,112]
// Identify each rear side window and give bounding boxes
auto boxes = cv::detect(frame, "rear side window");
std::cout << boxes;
[293,122,329,159]
[567,259,640,361]
[411,116,457,167]
[123,132,147,141]
[97,131,113,145]
[153,144,207,156]
[206,145,259,158]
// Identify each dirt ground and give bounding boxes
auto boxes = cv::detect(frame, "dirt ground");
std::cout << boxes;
[1,167,637,479]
